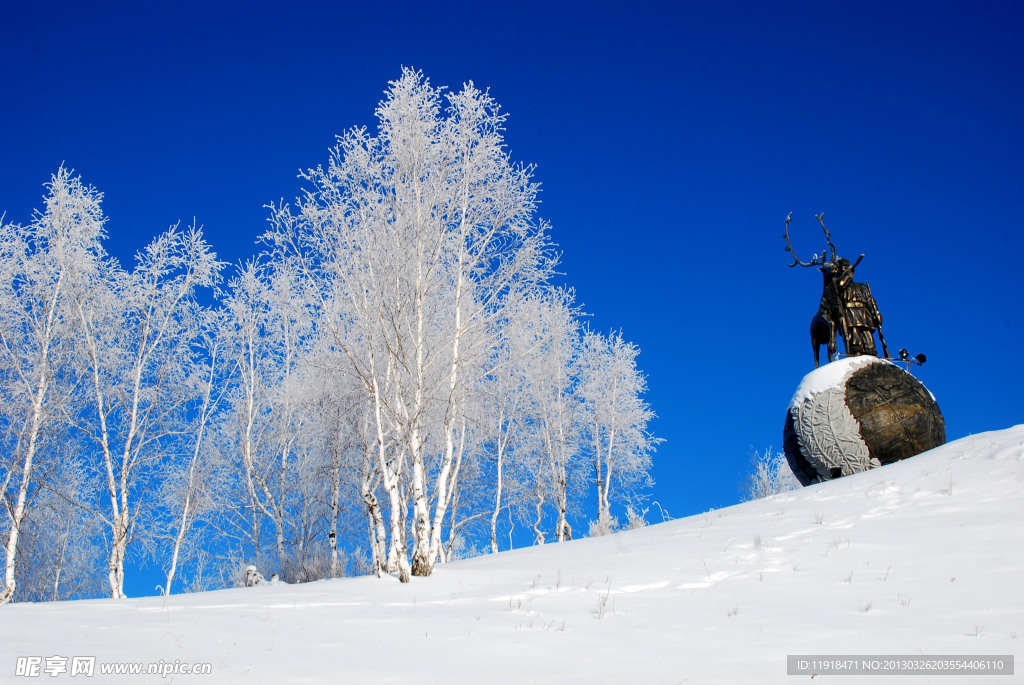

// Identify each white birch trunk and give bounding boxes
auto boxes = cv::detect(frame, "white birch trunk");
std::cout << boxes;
[328,438,342,578]
[165,341,219,595]
[409,167,435,577]
[370,362,410,582]
[532,487,546,545]
[0,269,65,604]
[490,407,507,554]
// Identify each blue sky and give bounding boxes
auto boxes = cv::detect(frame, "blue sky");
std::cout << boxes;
[2,2,1022,591]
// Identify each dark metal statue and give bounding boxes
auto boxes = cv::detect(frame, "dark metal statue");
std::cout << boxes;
[784,212,890,367]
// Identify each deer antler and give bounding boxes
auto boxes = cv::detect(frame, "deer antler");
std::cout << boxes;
[815,213,839,263]
[784,212,829,268]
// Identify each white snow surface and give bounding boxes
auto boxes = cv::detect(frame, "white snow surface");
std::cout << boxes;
[3,427,1022,684]
[788,356,887,410]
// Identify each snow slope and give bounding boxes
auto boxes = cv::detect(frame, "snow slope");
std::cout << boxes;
[3,427,1022,684]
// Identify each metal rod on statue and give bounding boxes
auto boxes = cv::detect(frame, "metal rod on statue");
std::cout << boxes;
[877,325,890,360]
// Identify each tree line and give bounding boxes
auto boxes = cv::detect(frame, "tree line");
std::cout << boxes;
[0,69,658,602]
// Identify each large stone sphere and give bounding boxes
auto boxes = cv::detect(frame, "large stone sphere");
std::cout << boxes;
[784,357,945,485]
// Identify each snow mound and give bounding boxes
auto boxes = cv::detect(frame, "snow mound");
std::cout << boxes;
[3,426,1021,684]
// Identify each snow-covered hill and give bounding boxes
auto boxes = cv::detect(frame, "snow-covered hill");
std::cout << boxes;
[3,427,1022,684]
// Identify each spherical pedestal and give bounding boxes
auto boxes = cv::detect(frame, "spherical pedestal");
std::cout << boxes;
[784,357,945,485]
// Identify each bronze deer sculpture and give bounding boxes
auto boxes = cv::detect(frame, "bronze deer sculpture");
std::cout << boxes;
[784,212,884,368]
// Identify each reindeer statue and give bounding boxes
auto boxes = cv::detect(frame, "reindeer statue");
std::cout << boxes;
[784,212,889,368]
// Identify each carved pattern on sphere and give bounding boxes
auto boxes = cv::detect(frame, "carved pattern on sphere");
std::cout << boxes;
[786,385,877,484]
[844,362,946,465]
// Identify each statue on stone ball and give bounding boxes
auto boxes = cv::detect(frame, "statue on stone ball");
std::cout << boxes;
[784,212,889,367]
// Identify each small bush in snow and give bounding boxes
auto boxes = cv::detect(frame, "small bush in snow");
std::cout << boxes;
[588,507,648,537]
[588,514,619,537]
[743,447,800,500]
[625,507,648,530]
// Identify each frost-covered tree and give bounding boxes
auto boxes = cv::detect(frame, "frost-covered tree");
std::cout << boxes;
[2,72,662,596]
[12,455,104,602]
[307,373,364,580]
[263,68,556,578]
[0,168,107,604]
[218,261,271,567]
[522,290,584,544]
[481,297,535,553]
[577,329,659,535]
[161,313,230,595]
[219,260,314,579]
[478,289,584,551]
[70,222,221,598]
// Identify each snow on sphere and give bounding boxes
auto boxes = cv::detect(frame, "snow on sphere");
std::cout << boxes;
[784,357,946,485]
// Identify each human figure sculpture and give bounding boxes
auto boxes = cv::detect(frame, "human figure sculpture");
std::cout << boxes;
[840,279,886,358]
[784,213,889,367]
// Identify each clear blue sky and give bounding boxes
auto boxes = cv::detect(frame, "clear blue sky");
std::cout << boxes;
[2,2,1021,555]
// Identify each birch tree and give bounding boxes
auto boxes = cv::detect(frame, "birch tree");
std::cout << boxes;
[162,311,230,595]
[482,291,557,553]
[220,261,270,567]
[524,290,584,543]
[71,222,221,598]
[220,260,314,578]
[251,263,312,577]
[264,68,555,578]
[312,376,364,579]
[0,168,106,604]
[274,356,364,580]
[12,455,104,602]
[577,329,659,535]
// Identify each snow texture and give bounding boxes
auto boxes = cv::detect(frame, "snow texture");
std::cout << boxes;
[2,426,1022,684]
[787,355,886,410]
